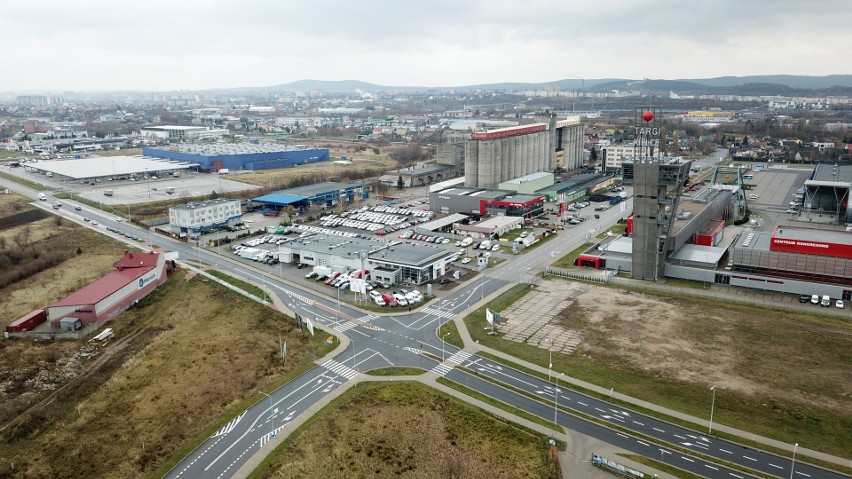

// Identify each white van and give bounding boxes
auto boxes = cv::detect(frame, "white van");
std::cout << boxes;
[821,295,831,307]
[460,237,473,247]
[38,193,47,201]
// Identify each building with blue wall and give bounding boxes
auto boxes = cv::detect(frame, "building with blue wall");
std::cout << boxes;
[143,143,329,172]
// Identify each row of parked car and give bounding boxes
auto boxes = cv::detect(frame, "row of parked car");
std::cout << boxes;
[242,233,293,247]
[801,294,843,308]
[368,289,424,307]
[399,230,452,244]
[372,205,433,219]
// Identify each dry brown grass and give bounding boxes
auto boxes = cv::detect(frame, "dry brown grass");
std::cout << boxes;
[253,381,556,479]
[0,272,329,478]
[0,193,331,477]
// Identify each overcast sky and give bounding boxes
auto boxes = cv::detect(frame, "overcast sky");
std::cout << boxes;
[2,0,849,92]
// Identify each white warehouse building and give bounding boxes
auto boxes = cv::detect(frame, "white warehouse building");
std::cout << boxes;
[168,199,242,235]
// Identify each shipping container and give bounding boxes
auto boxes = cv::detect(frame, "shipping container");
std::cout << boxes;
[6,310,47,333]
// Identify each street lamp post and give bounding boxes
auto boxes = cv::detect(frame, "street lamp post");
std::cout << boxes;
[442,332,450,362]
[145,168,150,198]
[546,338,553,382]
[553,373,563,425]
[789,443,799,479]
[709,386,716,434]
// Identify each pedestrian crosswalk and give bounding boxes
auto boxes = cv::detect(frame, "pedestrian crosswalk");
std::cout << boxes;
[430,351,473,377]
[332,321,358,332]
[422,307,455,319]
[431,363,453,377]
[259,423,287,448]
[321,359,359,380]
[212,411,246,437]
[359,314,379,323]
[403,346,421,354]
[446,350,472,366]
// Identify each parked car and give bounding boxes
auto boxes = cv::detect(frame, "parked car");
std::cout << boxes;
[306,272,318,279]
[490,244,500,251]
[461,257,471,264]
[799,294,810,303]
[439,278,451,285]
[836,299,844,309]
[393,293,408,306]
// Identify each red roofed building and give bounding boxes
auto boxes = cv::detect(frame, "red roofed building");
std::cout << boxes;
[47,251,168,327]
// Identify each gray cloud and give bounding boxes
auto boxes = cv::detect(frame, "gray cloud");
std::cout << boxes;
[1,0,849,92]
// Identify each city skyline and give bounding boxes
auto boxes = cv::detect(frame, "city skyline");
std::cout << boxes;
[1,0,850,93]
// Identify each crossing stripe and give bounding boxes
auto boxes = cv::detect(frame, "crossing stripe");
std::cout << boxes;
[446,351,472,365]
[431,363,453,377]
[321,359,359,379]
[259,423,288,448]
[422,307,455,319]
[212,411,247,437]
[333,321,357,332]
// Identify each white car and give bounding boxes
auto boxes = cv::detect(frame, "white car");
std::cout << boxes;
[369,290,382,300]
[749,194,759,199]
[461,257,471,264]
[405,291,423,303]
[836,299,844,309]
[393,293,408,306]
[490,244,501,251]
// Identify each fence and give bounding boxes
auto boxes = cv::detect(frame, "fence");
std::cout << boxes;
[545,267,611,284]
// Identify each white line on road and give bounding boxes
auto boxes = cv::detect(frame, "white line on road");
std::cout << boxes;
[653,427,665,433]
[616,432,628,439]
[796,472,811,477]
[769,463,784,469]
[705,464,719,471]
[680,456,694,463]
[674,434,686,440]
[719,448,733,454]
[636,441,649,446]
[729,473,744,478]
[743,456,757,462]
[577,401,588,407]
[632,420,644,426]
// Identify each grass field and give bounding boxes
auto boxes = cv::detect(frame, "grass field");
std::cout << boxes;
[465,280,852,460]
[0,193,336,477]
[249,381,561,479]
[0,270,334,478]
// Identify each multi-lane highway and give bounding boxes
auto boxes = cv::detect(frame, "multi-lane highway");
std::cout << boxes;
[2,167,844,479]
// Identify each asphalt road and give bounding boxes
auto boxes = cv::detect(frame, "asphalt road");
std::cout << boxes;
[2,168,843,479]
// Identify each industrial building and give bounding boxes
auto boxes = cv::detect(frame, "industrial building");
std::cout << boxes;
[552,116,585,171]
[454,216,523,239]
[140,125,224,141]
[498,172,554,194]
[169,199,243,235]
[802,163,852,224]
[252,182,367,214]
[535,173,614,203]
[6,251,171,337]
[143,143,329,172]
[464,123,551,188]
[47,251,168,328]
[22,155,196,182]
[430,186,546,218]
[379,163,459,188]
[275,235,453,286]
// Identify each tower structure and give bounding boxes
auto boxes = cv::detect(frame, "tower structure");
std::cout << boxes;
[622,108,692,280]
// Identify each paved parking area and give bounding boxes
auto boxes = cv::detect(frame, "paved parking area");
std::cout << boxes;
[499,280,584,354]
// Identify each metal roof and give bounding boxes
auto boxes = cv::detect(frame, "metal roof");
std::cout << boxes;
[252,193,307,205]
[52,253,159,307]
[773,225,852,245]
[417,213,468,231]
[282,181,362,198]
[26,156,194,180]
[668,244,728,263]
[370,242,453,267]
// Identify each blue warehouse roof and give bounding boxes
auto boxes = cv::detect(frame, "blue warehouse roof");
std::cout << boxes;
[252,193,307,205]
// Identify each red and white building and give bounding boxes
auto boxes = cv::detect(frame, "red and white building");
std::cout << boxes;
[47,251,168,327]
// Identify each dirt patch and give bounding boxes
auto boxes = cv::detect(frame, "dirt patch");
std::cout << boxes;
[534,280,852,415]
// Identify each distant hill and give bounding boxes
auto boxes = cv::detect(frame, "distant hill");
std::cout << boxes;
[205,75,852,96]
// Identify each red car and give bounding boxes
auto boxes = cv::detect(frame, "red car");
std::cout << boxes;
[324,272,341,285]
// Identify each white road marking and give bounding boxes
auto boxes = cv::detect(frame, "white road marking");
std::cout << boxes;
[769,463,784,469]
[653,427,665,433]
[633,420,644,426]
[743,456,757,462]
[616,432,628,438]
[636,441,649,446]
[729,473,744,479]
[719,448,733,454]
[680,456,694,463]
[705,464,719,471]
